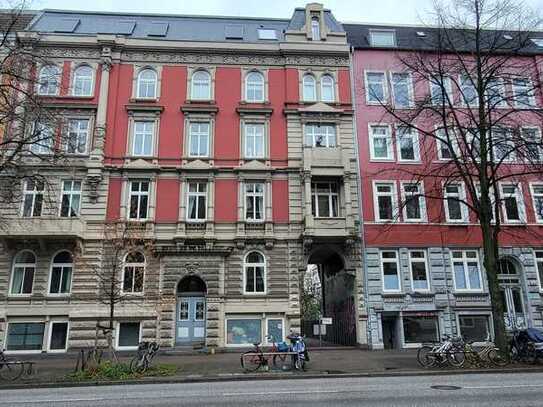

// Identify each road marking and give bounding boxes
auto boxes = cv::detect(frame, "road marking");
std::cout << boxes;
[223,390,347,396]
[463,384,543,390]
[0,398,105,404]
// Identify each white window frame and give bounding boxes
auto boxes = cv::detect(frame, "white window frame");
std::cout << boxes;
[459,74,479,107]
[435,127,459,160]
[369,124,394,161]
[30,122,54,155]
[59,179,82,218]
[521,127,543,163]
[245,182,265,222]
[530,183,543,224]
[72,65,94,97]
[429,76,453,106]
[443,182,469,223]
[9,250,36,296]
[128,180,150,221]
[486,77,508,108]
[396,126,420,162]
[305,124,337,148]
[47,320,70,353]
[320,74,335,102]
[311,182,340,218]
[500,183,526,223]
[409,250,430,292]
[451,250,483,292]
[243,251,267,295]
[245,71,265,103]
[131,121,155,157]
[4,321,45,354]
[512,77,536,108]
[224,317,263,348]
[191,70,212,101]
[380,250,401,293]
[302,74,317,102]
[365,71,387,105]
[186,182,207,223]
[311,17,320,41]
[401,181,427,222]
[244,123,266,159]
[21,179,44,217]
[264,317,285,345]
[115,321,142,351]
[390,72,414,108]
[534,250,543,292]
[48,251,73,296]
[37,65,60,96]
[66,118,89,155]
[188,121,210,158]
[136,68,158,99]
[370,29,396,47]
[122,252,145,295]
[373,181,398,222]
[492,127,515,163]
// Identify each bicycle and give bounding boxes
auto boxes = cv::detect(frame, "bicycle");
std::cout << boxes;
[130,341,160,373]
[461,339,508,368]
[241,335,285,372]
[0,348,25,381]
[417,335,465,368]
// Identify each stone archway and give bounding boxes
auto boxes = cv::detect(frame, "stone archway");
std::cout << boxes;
[175,275,207,345]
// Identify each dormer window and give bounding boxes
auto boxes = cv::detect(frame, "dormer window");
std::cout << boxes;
[311,18,320,41]
[370,30,396,47]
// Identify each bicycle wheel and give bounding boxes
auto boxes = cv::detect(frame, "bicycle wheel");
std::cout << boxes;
[446,349,465,368]
[294,357,305,371]
[130,356,146,373]
[241,352,263,372]
[0,361,24,381]
[272,353,289,370]
[417,346,437,368]
[488,349,508,367]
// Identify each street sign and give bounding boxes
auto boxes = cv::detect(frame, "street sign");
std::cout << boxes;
[321,317,332,325]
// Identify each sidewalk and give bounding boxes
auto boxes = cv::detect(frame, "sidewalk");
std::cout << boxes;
[3,348,542,388]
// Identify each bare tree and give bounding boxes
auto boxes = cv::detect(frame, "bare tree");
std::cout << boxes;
[365,0,543,352]
[92,222,154,358]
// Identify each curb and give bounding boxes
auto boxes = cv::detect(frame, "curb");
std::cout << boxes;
[2,366,543,390]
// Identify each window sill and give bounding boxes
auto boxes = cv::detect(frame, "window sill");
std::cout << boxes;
[382,292,405,297]
[125,103,164,113]
[410,291,434,297]
[242,292,268,296]
[369,158,395,163]
[454,290,486,295]
[397,160,422,165]
[69,94,94,99]
[46,294,71,298]
[130,97,158,103]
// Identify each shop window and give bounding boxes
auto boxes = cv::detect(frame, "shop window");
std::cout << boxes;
[459,315,490,342]
[403,316,439,344]
[266,319,284,343]
[6,322,45,351]
[226,319,261,345]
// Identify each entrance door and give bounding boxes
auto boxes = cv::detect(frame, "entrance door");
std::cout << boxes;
[501,287,525,330]
[176,297,206,344]
[382,315,398,349]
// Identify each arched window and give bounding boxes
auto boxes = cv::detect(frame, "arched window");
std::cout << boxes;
[320,74,335,102]
[191,70,211,100]
[311,17,320,41]
[50,251,73,295]
[244,251,266,294]
[38,65,60,96]
[10,251,36,295]
[137,68,157,99]
[303,74,317,102]
[72,65,93,96]
[245,71,264,102]
[123,251,145,294]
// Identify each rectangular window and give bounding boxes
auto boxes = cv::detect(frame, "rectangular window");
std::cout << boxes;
[123,266,144,294]
[409,250,429,291]
[266,319,284,343]
[402,182,426,222]
[305,124,336,148]
[188,122,210,157]
[390,73,413,108]
[365,72,387,104]
[6,323,45,351]
[50,262,72,295]
[500,184,525,223]
[22,179,44,217]
[30,123,54,155]
[381,251,400,292]
[458,315,490,343]
[66,119,89,154]
[403,316,439,344]
[187,182,207,222]
[522,128,543,162]
[373,182,397,221]
[226,319,261,346]
[128,181,149,220]
[244,123,265,158]
[452,250,482,291]
[396,126,419,161]
[531,184,543,223]
[444,183,468,222]
[492,128,515,163]
[370,30,396,47]
[369,125,393,160]
[475,183,496,222]
[117,322,140,349]
[460,75,478,107]
[435,128,459,160]
[132,121,154,157]
[535,251,543,291]
[512,78,536,108]
[49,322,68,351]
[11,265,35,295]
[486,78,507,108]
[311,182,339,218]
[430,76,452,106]
[245,182,264,222]
[60,180,81,218]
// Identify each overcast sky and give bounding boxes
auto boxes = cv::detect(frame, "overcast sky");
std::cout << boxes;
[31,0,542,25]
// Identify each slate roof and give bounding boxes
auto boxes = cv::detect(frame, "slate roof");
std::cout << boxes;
[286,7,343,32]
[344,23,543,54]
[0,10,36,34]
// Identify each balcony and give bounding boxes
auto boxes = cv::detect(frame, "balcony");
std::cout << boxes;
[303,148,343,173]
[304,216,351,238]
[3,217,86,239]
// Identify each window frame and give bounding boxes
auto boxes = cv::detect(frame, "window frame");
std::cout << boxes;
[243,122,266,159]
[408,250,430,292]
[304,123,337,148]
[21,179,44,218]
[188,121,211,158]
[131,120,155,157]
[72,65,94,97]
[265,317,285,344]
[396,125,420,162]
[243,251,267,295]
[380,250,401,293]
[485,77,508,108]
[225,317,263,347]
[373,181,398,222]
[389,72,414,108]
[435,127,460,161]
[136,68,158,99]
[9,250,36,296]
[244,182,265,223]
[190,70,212,101]
[521,126,543,163]
[66,118,90,155]
[302,74,317,102]
[37,64,61,96]
[311,17,320,41]
[400,181,427,223]
[245,71,265,103]
[512,77,536,108]
[311,182,340,218]
[122,252,145,295]
[47,320,70,353]
[369,29,396,47]
[320,74,335,102]
[451,250,483,292]
[459,74,479,107]
[429,75,453,106]
[115,321,142,351]
[30,122,55,155]
[530,183,543,224]
[128,180,150,221]
[186,181,207,223]
[59,179,82,218]
[500,183,526,224]
[443,182,469,223]
[534,250,543,292]
[369,124,394,161]
[364,71,387,105]
[4,321,45,354]
[48,250,74,296]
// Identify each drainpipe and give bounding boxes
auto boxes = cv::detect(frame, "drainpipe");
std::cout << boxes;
[348,45,372,348]
[440,231,454,337]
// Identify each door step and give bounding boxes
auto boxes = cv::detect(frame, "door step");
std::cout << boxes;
[164,344,207,355]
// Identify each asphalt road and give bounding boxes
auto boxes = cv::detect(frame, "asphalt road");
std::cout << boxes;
[2,372,543,406]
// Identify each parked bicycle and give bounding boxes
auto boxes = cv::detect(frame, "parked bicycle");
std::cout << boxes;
[130,341,160,373]
[241,335,286,372]
[461,339,508,368]
[0,347,31,381]
[417,335,465,368]
[509,328,543,364]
